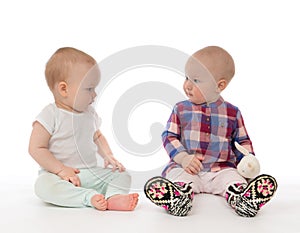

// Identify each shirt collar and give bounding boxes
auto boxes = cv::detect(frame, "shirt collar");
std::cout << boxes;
[190,96,224,108]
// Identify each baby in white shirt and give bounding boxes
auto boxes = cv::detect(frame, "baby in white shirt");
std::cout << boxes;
[29,47,138,211]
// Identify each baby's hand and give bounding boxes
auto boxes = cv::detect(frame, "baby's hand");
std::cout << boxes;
[56,166,81,187]
[103,155,126,172]
[183,154,203,175]
[174,152,203,175]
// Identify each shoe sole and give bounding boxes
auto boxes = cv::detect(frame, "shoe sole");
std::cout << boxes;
[236,174,278,217]
[144,176,193,216]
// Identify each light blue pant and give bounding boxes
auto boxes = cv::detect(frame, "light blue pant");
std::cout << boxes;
[34,167,131,208]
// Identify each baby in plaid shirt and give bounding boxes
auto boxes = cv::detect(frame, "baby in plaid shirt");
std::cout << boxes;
[144,46,277,217]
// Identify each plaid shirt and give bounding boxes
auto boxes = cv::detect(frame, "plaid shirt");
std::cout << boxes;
[161,97,254,176]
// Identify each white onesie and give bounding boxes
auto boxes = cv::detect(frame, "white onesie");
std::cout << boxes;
[35,103,101,169]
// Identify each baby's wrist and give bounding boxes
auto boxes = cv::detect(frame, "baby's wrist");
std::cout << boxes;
[104,153,114,159]
[54,165,65,175]
[173,152,189,165]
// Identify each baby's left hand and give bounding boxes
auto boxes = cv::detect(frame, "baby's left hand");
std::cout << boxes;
[103,155,126,172]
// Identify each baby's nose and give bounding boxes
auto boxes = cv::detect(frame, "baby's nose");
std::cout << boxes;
[186,79,194,89]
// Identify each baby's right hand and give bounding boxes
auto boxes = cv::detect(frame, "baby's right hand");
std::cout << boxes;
[174,152,203,175]
[182,154,203,175]
[56,166,81,187]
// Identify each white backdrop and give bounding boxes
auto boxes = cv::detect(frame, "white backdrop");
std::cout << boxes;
[0,0,299,188]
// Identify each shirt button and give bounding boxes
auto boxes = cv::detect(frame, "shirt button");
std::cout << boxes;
[206,117,210,121]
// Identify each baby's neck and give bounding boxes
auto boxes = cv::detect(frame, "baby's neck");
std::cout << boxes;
[55,101,82,113]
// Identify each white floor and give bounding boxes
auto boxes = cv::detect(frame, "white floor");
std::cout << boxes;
[1,179,299,233]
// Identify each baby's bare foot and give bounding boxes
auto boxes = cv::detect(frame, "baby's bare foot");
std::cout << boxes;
[91,194,107,211]
[107,193,139,211]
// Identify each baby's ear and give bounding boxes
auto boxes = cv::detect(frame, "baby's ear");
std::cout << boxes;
[217,79,227,91]
[57,81,68,97]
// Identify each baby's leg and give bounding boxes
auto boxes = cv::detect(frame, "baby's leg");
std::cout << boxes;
[84,167,138,211]
[166,168,201,193]
[35,171,98,208]
[104,170,132,197]
[107,193,139,211]
[103,169,138,211]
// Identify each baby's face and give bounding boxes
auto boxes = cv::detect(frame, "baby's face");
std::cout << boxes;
[184,57,219,104]
[67,63,100,112]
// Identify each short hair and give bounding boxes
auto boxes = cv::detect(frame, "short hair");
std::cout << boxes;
[191,46,235,81]
[45,47,96,90]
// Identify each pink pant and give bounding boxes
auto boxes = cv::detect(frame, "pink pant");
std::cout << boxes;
[166,167,247,197]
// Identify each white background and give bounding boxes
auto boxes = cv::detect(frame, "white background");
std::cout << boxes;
[0,0,299,188]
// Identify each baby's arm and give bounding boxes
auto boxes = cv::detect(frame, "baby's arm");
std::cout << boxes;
[162,106,203,175]
[232,110,255,163]
[94,130,125,172]
[28,121,81,186]
[174,152,203,175]
[163,132,203,175]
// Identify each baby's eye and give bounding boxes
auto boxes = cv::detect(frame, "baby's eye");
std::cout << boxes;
[193,79,200,84]
[87,88,94,92]
[185,76,200,84]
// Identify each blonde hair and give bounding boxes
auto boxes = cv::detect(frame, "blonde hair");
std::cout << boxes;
[192,46,235,82]
[45,47,96,90]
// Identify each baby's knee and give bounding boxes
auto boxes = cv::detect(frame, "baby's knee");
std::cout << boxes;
[111,170,132,189]
[119,170,131,182]
[34,172,59,200]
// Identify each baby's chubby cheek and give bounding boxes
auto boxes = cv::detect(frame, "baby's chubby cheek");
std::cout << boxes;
[195,82,219,103]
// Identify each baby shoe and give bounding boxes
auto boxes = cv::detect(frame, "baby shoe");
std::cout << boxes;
[226,182,247,209]
[227,174,277,217]
[144,176,194,217]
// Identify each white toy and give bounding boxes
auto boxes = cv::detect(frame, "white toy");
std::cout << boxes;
[235,142,260,179]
